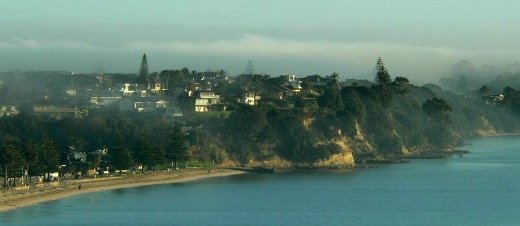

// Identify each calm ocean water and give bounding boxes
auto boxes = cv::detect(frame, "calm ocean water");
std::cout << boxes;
[2,136,520,225]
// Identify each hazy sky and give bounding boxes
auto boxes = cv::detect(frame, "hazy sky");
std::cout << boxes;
[1,0,520,82]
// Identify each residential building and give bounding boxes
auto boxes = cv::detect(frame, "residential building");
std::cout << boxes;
[90,96,122,106]
[149,82,168,94]
[33,105,88,118]
[286,74,302,93]
[121,83,147,97]
[238,92,262,105]
[163,106,184,122]
[0,105,19,117]
[195,92,224,112]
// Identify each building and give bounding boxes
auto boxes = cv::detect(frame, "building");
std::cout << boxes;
[195,92,224,112]
[65,88,77,96]
[33,105,88,118]
[149,82,168,94]
[286,74,302,93]
[90,96,122,106]
[185,82,202,97]
[119,97,171,112]
[162,106,184,122]
[238,92,262,105]
[121,83,147,97]
[133,101,156,112]
[0,105,19,117]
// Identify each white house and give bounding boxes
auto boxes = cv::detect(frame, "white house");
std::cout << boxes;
[286,74,302,93]
[0,105,19,117]
[121,83,147,97]
[195,92,223,112]
[238,92,261,105]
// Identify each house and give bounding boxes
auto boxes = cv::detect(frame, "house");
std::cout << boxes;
[33,105,88,118]
[285,74,302,93]
[68,146,87,163]
[119,97,171,112]
[149,82,168,94]
[88,147,108,156]
[66,88,77,96]
[90,96,122,106]
[186,82,202,97]
[195,92,225,112]
[0,105,19,117]
[266,85,290,100]
[134,101,155,112]
[156,99,169,108]
[163,106,184,122]
[238,92,261,106]
[121,83,147,97]
[483,93,505,106]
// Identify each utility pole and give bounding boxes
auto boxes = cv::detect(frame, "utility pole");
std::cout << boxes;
[246,60,254,75]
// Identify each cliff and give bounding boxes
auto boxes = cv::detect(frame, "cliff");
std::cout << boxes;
[202,82,520,168]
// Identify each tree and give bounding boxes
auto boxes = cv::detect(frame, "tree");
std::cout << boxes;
[165,125,189,169]
[479,85,490,96]
[317,86,343,112]
[0,141,24,188]
[374,57,391,86]
[39,135,60,181]
[138,53,149,83]
[373,57,393,107]
[422,97,452,123]
[328,72,339,85]
[393,76,410,94]
[20,140,41,185]
[110,141,133,174]
[133,133,155,172]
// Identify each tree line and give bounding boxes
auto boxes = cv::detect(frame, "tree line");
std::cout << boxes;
[0,114,189,187]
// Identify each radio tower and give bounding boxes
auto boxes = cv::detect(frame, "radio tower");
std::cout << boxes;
[246,60,254,75]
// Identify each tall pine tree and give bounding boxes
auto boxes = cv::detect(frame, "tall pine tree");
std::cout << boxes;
[138,53,149,83]
[110,139,133,174]
[374,57,393,108]
[165,125,189,169]
[374,57,391,86]
[39,134,59,181]
[133,133,154,173]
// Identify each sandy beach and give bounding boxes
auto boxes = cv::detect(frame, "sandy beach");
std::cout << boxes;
[0,168,245,213]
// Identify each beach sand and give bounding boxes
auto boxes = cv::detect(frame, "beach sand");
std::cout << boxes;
[0,169,245,213]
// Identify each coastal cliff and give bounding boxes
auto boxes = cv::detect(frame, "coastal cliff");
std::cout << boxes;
[199,82,520,168]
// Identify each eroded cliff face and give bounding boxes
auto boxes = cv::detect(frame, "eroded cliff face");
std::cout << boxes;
[474,116,498,136]
[314,137,355,168]
[246,156,294,168]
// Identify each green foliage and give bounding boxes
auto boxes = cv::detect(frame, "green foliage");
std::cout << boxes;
[317,86,343,111]
[39,134,60,175]
[138,53,148,82]
[165,125,189,168]
[374,57,392,86]
[0,140,24,186]
[109,140,133,171]
[422,97,452,123]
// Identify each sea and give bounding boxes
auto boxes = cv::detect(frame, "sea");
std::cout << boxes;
[1,136,520,225]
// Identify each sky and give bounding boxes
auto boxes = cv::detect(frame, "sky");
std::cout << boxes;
[1,0,520,83]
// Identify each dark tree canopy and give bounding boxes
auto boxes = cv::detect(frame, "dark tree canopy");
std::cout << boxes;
[422,97,452,122]
[109,140,133,172]
[165,125,189,169]
[374,57,391,86]
[138,53,149,83]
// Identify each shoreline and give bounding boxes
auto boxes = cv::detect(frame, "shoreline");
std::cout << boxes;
[480,132,520,137]
[0,168,245,213]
